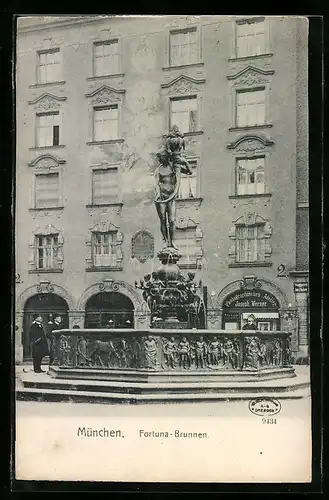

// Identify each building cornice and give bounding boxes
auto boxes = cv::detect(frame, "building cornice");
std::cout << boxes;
[17,15,115,33]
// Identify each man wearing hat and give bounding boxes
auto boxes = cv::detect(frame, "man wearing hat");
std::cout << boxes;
[29,314,48,373]
[242,314,258,330]
[48,314,63,366]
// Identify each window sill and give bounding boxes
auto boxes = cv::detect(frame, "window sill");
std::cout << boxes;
[229,194,272,200]
[29,269,63,274]
[30,206,64,212]
[228,53,273,62]
[86,203,123,208]
[86,267,123,272]
[87,73,125,80]
[176,197,203,204]
[178,263,198,270]
[86,139,124,145]
[162,130,203,138]
[163,62,204,71]
[30,145,66,151]
[229,262,272,268]
[229,124,273,132]
[29,81,66,88]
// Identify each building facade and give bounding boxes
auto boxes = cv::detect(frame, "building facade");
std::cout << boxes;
[15,15,309,363]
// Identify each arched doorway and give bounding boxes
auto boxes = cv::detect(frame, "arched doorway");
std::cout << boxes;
[84,292,134,329]
[23,293,69,360]
[222,288,280,331]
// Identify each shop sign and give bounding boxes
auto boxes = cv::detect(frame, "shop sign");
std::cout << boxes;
[223,290,279,309]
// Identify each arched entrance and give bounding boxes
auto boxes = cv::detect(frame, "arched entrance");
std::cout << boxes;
[222,288,280,330]
[84,292,134,328]
[23,293,69,360]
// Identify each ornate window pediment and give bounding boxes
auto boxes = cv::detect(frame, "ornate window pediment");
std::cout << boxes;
[28,154,66,169]
[227,65,274,87]
[161,74,205,95]
[85,85,126,105]
[227,134,274,152]
[28,92,67,111]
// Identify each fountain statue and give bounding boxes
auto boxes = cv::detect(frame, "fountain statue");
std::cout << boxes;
[135,125,205,328]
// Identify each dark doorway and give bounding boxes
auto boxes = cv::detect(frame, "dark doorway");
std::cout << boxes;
[23,293,69,360]
[84,292,134,329]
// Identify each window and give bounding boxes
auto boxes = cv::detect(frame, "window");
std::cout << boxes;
[236,18,266,58]
[94,40,119,76]
[36,112,60,147]
[176,228,198,266]
[35,173,60,208]
[92,232,118,267]
[36,234,59,270]
[93,106,118,141]
[38,49,61,84]
[236,89,265,127]
[178,159,197,198]
[170,97,197,134]
[236,224,266,262]
[92,168,119,204]
[170,28,198,66]
[236,157,265,195]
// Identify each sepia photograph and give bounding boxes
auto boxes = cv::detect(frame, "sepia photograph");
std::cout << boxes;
[14,14,313,484]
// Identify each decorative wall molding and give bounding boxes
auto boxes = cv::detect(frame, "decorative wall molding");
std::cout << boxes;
[28,154,66,169]
[161,74,205,94]
[227,65,274,86]
[131,230,155,263]
[238,275,263,290]
[76,281,144,311]
[229,195,272,209]
[28,92,67,111]
[30,208,64,219]
[87,204,123,217]
[85,221,123,268]
[227,135,274,152]
[228,213,272,265]
[85,84,126,105]
[28,224,64,271]
[16,282,74,312]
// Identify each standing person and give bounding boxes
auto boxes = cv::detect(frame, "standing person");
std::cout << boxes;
[29,314,48,373]
[48,314,63,366]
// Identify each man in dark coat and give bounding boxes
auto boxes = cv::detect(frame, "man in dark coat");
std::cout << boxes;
[48,314,63,366]
[29,314,48,373]
[242,314,258,330]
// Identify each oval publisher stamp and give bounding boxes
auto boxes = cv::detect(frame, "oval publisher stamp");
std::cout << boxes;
[248,397,282,416]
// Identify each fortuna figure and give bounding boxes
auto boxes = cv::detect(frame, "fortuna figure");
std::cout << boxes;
[154,125,193,249]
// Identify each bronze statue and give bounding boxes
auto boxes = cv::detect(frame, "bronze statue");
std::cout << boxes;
[154,126,193,249]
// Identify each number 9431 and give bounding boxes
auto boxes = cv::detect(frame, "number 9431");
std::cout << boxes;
[262,418,277,424]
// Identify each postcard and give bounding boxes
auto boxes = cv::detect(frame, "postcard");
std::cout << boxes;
[14,14,312,484]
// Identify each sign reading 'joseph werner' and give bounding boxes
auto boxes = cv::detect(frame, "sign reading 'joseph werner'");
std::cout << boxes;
[223,290,280,309]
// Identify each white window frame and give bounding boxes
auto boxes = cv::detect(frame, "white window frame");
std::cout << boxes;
[177,156,200,199]
[87,34,124,79]
[232,84,271,129]
[34,171,61,209]
[86,221,124,270]
[92,105,120,142]
[235,224,267,263]
[30,165,63,210]
[167,94,202,135]
[36,47,62,85]
[231,17,271,60]
[35,111,61,148]
[89,164,121,205]
[166,26,202,68]
[235,155,266,196]
[92,231,119,268]
[93,38,121,77]
[28,224,64,273]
